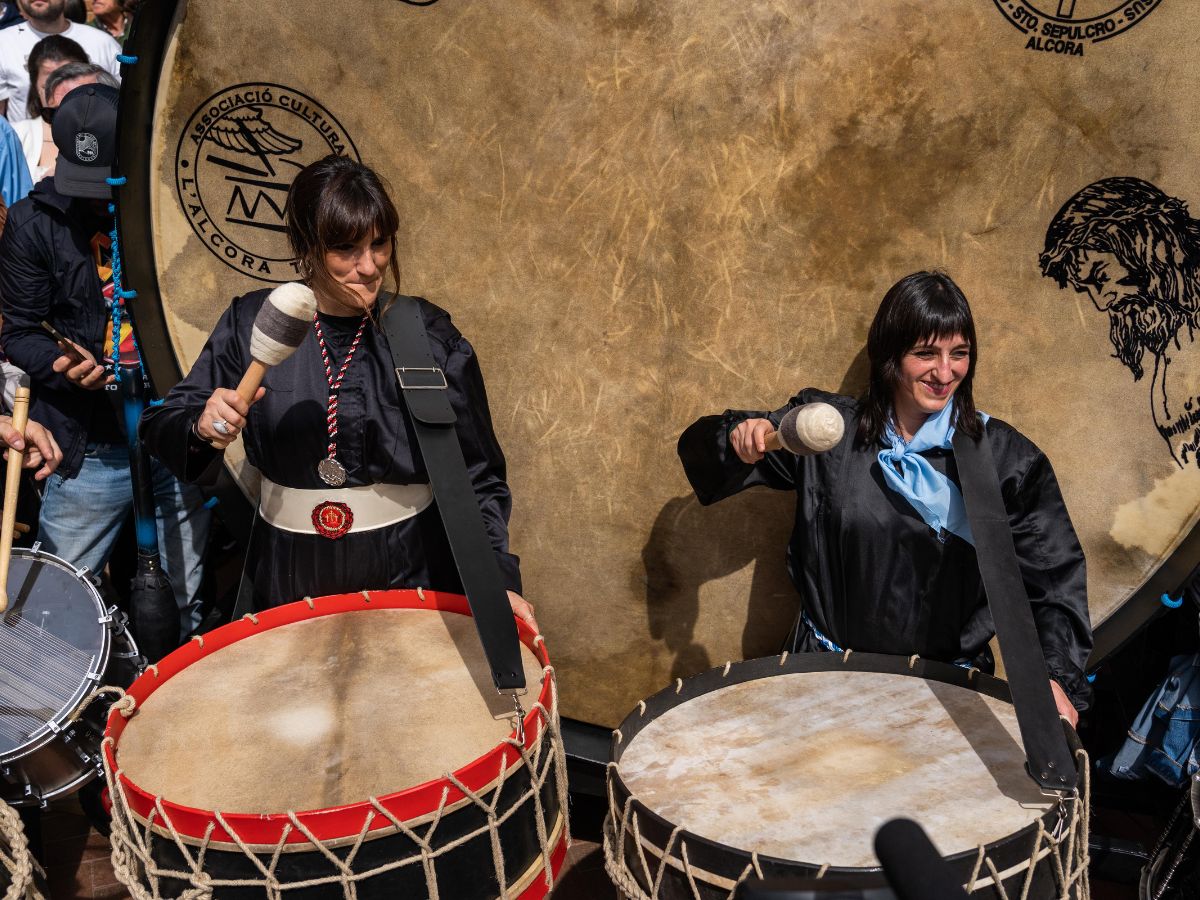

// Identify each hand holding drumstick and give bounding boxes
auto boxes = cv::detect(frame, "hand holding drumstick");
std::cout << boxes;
[194,283,317,448]
[730,402,845,464]
[0,379,31,611]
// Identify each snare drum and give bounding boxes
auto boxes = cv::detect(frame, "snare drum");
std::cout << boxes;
[0,546,139,808]
[104,589,568,899]
[605,653,1089,899]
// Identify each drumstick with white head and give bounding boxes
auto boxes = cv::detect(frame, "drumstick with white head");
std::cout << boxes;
[0,377,31,612]
[235,282,318,406]
[764,402,845,455]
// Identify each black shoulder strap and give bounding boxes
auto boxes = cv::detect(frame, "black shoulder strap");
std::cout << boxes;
[381,296,525,692]
[953,421,1077,792]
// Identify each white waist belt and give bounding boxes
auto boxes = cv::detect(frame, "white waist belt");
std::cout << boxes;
[259,477,434,537]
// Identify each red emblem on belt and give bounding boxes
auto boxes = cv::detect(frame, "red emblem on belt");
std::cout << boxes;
[311,501,353,539]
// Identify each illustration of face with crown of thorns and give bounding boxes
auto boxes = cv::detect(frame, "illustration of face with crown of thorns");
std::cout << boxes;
[1041,177,1200,466]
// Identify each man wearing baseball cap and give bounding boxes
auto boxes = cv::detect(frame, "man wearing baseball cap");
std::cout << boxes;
[0,83,210,641]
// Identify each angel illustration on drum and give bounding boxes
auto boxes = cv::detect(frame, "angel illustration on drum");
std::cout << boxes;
[1040,177,1200,467]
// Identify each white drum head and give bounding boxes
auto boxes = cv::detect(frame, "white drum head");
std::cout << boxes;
[618,670,1053,867]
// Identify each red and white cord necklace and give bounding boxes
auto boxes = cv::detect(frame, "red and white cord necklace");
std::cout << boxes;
[313,312,368,487]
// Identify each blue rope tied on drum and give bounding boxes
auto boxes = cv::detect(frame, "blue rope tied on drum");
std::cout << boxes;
[1161,592,1184,609]
[105,179,146,385]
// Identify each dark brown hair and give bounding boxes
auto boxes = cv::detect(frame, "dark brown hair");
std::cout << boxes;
[856,270,982,445]
[26,34,88,118]
[284,155,402,312]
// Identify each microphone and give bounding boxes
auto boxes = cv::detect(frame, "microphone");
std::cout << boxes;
[873,818,970,900]
[765,402,844,455]
[236,282,317,403]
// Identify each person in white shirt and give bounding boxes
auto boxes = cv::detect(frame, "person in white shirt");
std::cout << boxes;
[0,0,121,123]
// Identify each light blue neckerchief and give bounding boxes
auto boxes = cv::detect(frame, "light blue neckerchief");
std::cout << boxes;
[878,402,988,545]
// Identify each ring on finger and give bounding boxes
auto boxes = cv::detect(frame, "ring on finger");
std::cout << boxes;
[211,418,231,436]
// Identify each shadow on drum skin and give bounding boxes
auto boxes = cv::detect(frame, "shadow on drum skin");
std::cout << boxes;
[642,492,797,684]
[836,345,870,400]
[926,679,1047,806]
[2,563,43,623]
[437,603,531,723]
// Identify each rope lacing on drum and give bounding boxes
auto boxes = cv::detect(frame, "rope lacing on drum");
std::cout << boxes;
[103,668,570,899]
[603,735,1092,899]
[104,184,148,387]
[68,684,134,724]
[0,799,36,898]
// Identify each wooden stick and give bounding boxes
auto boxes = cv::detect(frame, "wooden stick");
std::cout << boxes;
[764,430,783,453]
[0,383,32,612]
[235,359,269,405]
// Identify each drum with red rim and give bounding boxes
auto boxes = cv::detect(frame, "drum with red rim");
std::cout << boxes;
[103,589,568,899]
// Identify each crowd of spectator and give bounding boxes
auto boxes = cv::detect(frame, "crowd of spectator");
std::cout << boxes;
[0,0,211,644]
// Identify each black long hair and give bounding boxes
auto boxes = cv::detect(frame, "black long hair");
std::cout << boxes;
[285,155,402,313]
[856,271,982,445]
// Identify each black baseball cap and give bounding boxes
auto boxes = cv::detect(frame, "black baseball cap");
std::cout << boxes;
[52,83,119,200]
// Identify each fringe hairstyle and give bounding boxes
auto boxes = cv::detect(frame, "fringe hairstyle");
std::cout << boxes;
[856,271,982,446]
[284,155,402,315]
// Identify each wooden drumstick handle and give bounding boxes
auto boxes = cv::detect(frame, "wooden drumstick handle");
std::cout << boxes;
[0,382,32,612]
[236,359,270,405]
[764,430,784,452]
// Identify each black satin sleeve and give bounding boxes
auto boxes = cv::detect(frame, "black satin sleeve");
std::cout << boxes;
[139,295,252,485]
[995,427,1094,711]
[677,388,853,503]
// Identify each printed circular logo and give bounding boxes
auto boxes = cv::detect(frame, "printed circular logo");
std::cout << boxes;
[993,1,1163,56]
[176,83,360,282]
[75,132,98,162]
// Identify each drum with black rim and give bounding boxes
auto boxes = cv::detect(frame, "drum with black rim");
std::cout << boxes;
[604,652,1089,900]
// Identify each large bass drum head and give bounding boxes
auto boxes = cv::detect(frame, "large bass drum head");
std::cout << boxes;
[121,0,1200,726]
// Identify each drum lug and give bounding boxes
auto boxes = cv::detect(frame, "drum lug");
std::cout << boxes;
[46,720,61,735]
[30,540,41,553]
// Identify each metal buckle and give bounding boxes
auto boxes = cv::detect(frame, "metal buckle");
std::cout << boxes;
[395,367,448,390]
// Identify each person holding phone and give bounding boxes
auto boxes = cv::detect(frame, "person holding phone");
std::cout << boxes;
[0,84,208,640]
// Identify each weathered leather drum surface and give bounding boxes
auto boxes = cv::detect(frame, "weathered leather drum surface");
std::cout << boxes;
[619,670,1049,866]
[606,655,1087,900]
[122,0,1200,726]
[116,607,545,813]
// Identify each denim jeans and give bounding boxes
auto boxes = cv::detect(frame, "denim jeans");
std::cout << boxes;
[37,443,211,639]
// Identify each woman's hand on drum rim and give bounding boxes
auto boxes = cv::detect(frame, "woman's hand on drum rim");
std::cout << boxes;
[1049,679,1079,728]
[195,387,266,449]
[730,418,774,464]
[508,591,538,633]
[0,416,62,480]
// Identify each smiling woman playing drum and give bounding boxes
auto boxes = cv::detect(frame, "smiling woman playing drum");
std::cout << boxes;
[678,270,1092,724]
[140,155,535,631]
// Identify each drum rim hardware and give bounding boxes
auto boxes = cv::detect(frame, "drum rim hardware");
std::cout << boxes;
[0,546,115,767]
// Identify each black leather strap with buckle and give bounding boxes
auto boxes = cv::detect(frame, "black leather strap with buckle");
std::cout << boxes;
[382,296,525,692]
[953,420,1078,792]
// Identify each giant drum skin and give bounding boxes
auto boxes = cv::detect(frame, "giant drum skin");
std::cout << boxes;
[119,0,1200,726]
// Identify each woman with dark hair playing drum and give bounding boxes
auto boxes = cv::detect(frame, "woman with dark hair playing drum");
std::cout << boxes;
[141,155,536,630]
[678,270,1091,725]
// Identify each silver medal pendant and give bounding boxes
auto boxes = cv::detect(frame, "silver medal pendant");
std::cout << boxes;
[317,457,347,487]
